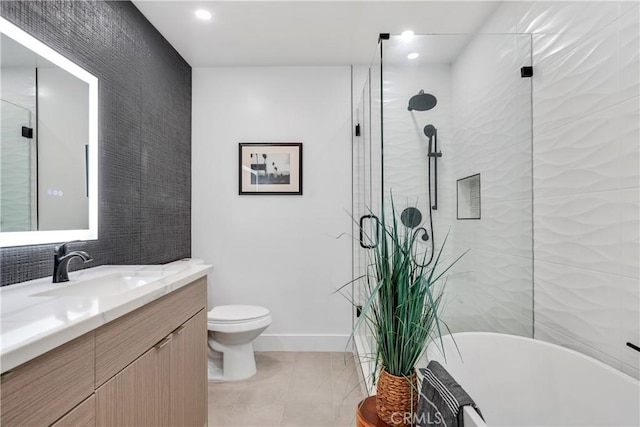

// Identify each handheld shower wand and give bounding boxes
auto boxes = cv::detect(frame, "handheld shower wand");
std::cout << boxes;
[424,124,442,210]
[423,125,442,158]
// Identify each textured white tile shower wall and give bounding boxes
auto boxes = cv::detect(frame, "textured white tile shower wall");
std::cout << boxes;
[192,66,353,351]
[447,34,533,337]
[486,1,639,378]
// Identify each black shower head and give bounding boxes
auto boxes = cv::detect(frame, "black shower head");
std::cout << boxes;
[423,124,437,139]
[408,90,437,111]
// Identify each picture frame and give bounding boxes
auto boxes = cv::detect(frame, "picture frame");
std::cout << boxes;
[238,142,303,195]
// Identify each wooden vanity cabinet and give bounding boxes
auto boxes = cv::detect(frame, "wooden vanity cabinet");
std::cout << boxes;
[95,278,207,427]
[95,309,207,427]
[94,277,207,387]
[96,335,171,426]
[170,309,208,427]
[0,277,207,427]
[0,333,95,426]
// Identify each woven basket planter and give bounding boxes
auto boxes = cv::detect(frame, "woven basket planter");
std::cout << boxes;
[375,369,418,426]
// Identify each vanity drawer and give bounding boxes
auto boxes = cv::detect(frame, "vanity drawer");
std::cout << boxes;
[51,394,95,427]
[95,277,206,386]
[0,332,95,427]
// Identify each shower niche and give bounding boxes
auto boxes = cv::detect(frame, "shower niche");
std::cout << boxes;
[352,32,533,392]
[457,174,481,220]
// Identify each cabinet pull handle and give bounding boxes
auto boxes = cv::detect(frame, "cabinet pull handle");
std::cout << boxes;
[155,335,172,349]
[173,324,187,335]
[1,370,13,380]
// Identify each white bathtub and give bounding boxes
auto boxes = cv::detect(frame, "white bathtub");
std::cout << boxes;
[424,332,640,426]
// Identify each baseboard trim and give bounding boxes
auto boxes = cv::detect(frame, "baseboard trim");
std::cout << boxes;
[253,333,351,352]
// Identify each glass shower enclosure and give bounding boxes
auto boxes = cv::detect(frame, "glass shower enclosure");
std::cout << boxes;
[352,33,533,393]
[1,99,36,231]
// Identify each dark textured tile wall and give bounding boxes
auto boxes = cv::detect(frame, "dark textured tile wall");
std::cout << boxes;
[1,0,192,286]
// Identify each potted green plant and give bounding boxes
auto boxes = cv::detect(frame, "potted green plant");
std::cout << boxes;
[341,202,465,426]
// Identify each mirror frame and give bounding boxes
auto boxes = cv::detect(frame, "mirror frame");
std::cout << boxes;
[0,17,98,247]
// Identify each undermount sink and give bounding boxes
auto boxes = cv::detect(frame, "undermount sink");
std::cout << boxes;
[31,271,177,298]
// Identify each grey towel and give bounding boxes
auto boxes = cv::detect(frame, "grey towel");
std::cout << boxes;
[416,361,483,427]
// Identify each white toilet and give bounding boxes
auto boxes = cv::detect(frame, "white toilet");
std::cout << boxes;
[206,305,271,381]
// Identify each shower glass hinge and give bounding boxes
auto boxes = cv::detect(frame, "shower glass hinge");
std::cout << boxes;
[21,126,33,139]
[355,124,361,136]
[521,66,533,78]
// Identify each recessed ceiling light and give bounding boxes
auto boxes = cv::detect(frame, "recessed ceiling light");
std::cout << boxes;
[401,30,415,40]
[195,9,212,20]
[408,52,419,60]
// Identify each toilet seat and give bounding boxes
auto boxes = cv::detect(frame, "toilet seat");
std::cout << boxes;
[208,305,270,322]
[207,305,271,333]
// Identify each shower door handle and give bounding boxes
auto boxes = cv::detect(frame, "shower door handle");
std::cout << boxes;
[359,214,380,249]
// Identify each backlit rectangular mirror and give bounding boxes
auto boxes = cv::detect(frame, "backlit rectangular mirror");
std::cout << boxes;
[0,17,98,247]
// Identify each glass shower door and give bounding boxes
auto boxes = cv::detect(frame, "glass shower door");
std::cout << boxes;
[352,45,383,395]
[1,99,35,231]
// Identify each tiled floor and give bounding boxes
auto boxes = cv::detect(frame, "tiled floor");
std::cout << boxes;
[208,352,366,426]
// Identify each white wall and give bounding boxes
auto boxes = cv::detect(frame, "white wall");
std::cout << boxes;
[483,1,639,379]
[192,66,353,351]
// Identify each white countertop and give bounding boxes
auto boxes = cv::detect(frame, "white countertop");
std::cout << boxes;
[0,260,211,373]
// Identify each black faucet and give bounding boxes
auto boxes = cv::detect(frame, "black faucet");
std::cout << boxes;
[53,241,93,283]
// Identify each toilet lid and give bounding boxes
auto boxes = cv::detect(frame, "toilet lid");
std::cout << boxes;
[208,305,270,323]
